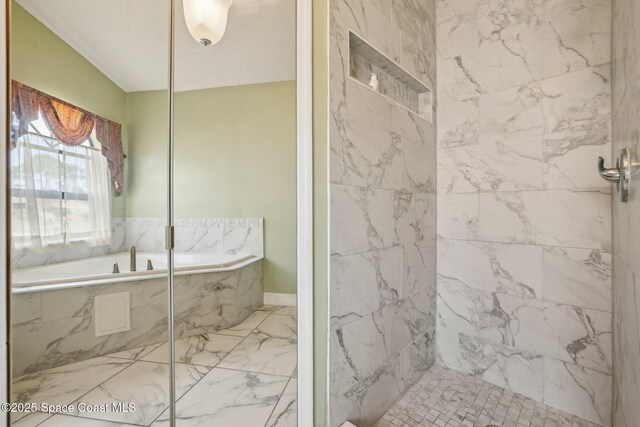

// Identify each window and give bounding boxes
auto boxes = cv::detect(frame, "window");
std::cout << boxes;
[10,113,112,251]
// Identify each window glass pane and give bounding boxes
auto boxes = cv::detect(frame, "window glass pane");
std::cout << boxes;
[10,118,110,247]
[38,197,64,245]
[10,147,26,189]
[29,116,52,138]
[32,149,62,192]
[63,149,89,195]
[65,199,92,239]
[10,195,29,240]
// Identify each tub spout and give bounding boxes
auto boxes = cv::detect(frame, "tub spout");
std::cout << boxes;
[112,263,120,274]
[147,259,154,271]
[130,246,137,272]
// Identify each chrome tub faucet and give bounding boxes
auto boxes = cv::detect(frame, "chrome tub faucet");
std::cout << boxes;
[130,246,137,272]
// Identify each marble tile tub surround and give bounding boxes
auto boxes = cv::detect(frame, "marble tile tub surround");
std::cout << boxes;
[125,217,264,257]
[11,217,263,270]
[11,259,263,377]
[435,0,613,425]
[329,0,437,426]
[611,0,640,425]
[11,218,126,269]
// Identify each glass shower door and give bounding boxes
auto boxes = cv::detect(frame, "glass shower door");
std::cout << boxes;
[168,0,299,425]
[7,1,173,425]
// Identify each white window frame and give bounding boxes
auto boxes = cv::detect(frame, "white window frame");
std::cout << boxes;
[10,123,111,250]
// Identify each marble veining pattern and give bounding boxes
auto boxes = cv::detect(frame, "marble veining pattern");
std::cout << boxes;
[266,378,297,427]
[151,369,289,427]
[11,357,132,424]
[329,0,437,426]
[11,259,263,376]
[435,0,613,424]
[141,333,243,366]
[68,361,210,425]
[125,217,264,257]
[12,217,263,270]
[611,0,640,425]
[10,306,298,427]
[217,314,298,377]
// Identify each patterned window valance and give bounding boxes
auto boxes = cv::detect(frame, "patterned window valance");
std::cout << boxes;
[10,80,125,196]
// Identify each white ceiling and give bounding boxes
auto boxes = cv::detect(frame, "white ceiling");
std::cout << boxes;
[18,0,296,92]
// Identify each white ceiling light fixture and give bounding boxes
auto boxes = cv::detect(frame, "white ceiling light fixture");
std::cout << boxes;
[183,0,233,46]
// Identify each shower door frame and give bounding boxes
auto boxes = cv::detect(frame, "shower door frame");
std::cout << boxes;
[295,0,314,425]
[165,0,314,423]
[0,0,314,424]
[1,0,7,421]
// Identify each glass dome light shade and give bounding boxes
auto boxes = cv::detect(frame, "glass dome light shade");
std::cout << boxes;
[183,0,233,46]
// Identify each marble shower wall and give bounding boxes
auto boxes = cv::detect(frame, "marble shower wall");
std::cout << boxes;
[611,0,640,425]
[328,1,437,426]
[435,0,612,425]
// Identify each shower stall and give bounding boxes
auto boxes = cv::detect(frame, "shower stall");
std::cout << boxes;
[1,0,639,426]
[326,0,639,426]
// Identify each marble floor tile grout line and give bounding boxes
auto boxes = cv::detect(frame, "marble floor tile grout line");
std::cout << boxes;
[192,365,293,379]
[142,307,291,426]
[157,307,296,426]
[36,413,146,427]
[32,359,135,427]
[12,305,299,427]
[102,343,164,362]
[262,376,295,427]
[143,361,216,427]
[61,360,170,426]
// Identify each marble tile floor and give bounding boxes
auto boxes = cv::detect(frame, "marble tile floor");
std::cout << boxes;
[373,365,601,427]
[11,305,297,427]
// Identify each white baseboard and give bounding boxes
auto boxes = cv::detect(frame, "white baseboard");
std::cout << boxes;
[264,292,297,307]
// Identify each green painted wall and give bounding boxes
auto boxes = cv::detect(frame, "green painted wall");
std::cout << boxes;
[125,90,168,217]
[10,2,128,216]
[11,3,297,297]
[126,82,297,295]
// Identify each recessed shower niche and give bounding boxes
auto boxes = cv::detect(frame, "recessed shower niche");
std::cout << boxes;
[348,31,432,122]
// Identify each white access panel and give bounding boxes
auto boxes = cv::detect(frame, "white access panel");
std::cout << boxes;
[94,292,131,337]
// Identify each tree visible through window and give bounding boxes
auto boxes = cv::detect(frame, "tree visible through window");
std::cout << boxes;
[10,113,112,251]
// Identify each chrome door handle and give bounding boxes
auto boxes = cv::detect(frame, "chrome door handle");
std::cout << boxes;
[598,157,621,182]
[598,148,631,202]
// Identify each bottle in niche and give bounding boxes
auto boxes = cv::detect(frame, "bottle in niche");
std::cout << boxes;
[368,73,379,92]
